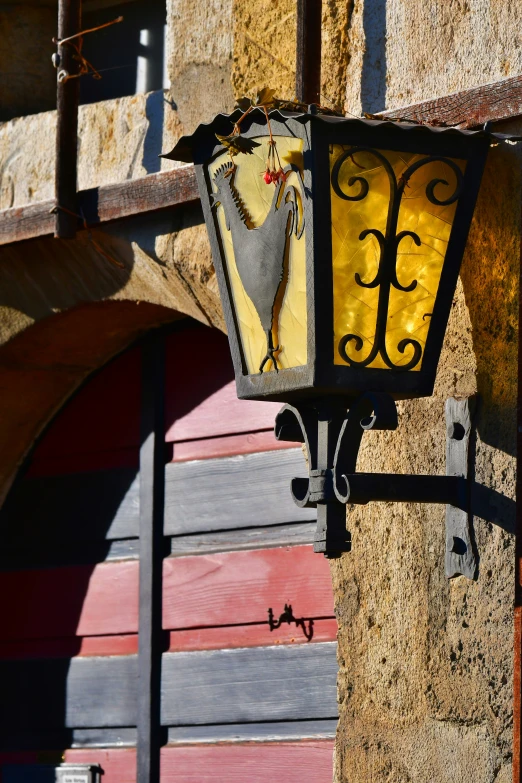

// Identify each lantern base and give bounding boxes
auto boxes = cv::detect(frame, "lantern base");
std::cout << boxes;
[275,394,477,578]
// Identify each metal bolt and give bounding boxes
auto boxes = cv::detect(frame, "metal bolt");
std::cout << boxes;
[447,422,465,441]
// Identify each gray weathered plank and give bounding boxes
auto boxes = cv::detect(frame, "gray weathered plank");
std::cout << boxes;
[382,73,522,129]
[0,721,337,750]
[167,719,337,744]
[0,643,337,729]
[164,449,315,535]
[161,643,338,725]
[0,728,137,751]
[0,468,139,545]
[0,656,137,729]
[0,450,314,546]
[0,166,199,247]
[68,655,138,728]
[169,521,316,556]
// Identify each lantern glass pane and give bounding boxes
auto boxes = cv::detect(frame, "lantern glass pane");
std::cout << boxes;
[330,145,466,371]
[208,136,307,375]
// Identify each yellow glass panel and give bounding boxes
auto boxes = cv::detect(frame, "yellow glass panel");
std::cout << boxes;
[208,136,307,375]
[330,145,465,370]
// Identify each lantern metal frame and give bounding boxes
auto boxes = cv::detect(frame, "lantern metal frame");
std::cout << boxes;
[168,108,493,404]
[164,108,518,572]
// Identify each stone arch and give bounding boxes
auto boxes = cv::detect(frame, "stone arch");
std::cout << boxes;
[0,200,226,505]
[0,299,189,507]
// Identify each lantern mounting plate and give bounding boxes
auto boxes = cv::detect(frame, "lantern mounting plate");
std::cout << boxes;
[275,394,477,579]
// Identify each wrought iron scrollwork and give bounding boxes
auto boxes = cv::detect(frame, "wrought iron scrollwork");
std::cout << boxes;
[275,394,398,555]
[274,393,475,572]
[331,147,463,372]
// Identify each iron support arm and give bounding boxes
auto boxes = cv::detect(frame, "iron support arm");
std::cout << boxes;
[275,393,477,578]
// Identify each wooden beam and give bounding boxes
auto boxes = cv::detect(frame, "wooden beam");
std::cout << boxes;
[137,333,166,783]
[54,0,81,238]
[382,73,522,128]
[0,166,199,247]
[81,164,198,225]
[295,0,322,105]
[1,74,522,248]
[0,544,335,642]
[65,741,336,783]
[0,643,338,728]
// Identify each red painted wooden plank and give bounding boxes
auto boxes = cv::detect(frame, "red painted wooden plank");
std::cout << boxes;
[0,752,40,765]
[162,546,334,630]
[0,546,332,642]
[28,345,142,474]
[27,324,282,476]
[168,619,338,652]
[0,634,138,660]
[164,328,280,443]
[27,431,293,476]
[27,429,292,477]
[165,378,280,443]
[160,743,335,783]
[0,620,338,659]
[65,749,136,783]
[169,430,292,462]
[64,742,335,783]
[0,561,138,641]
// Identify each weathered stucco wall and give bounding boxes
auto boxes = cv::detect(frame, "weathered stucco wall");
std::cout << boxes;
[0,0,521,780]
[0,91,183,209]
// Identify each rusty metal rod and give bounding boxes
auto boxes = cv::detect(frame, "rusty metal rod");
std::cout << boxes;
[295,0,322,105]
[55,0,81,238]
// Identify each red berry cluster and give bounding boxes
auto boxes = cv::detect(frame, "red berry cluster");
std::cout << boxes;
[263,168,287,184]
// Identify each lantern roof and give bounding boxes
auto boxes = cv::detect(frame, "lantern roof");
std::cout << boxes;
[162,106,522,164]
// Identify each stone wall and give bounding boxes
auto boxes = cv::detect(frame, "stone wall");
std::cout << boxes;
[0,1,521,780]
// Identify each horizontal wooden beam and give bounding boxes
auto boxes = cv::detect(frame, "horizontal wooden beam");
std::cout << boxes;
[0,544,333,640]
[0,643,338,728]
[383,73,522,128]
[64,742,336,783]
[0,721,338,752]
[1,74,521,248]
[0,165,199,247]
[1,450,315,547]
[68,742,335,783]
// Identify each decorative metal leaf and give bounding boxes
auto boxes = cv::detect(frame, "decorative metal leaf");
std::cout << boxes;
[255,87,277,107]
[215,133,261,156]
[235,96,252,112]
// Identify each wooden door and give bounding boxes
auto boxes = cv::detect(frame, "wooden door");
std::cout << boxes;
[0,321,337,782]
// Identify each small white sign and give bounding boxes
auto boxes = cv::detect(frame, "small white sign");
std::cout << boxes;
[56,766,99,783]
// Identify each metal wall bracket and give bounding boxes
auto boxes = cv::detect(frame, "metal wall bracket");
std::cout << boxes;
[275,393,477,578]
[445,397,477,579]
